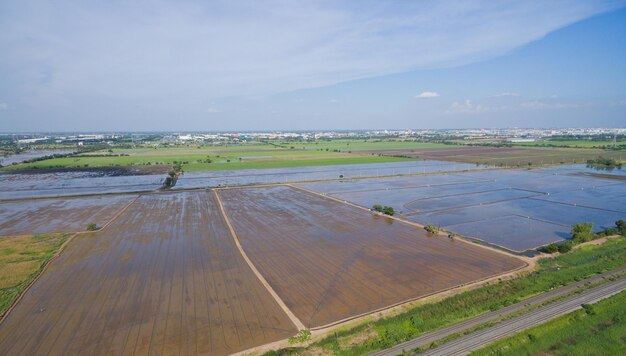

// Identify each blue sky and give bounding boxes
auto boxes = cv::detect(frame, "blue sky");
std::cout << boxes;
[0,0,625,132]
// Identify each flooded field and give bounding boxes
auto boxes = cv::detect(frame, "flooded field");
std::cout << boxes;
[217,186,524,328]
[0,171,164,200]
[173,160,490,189]
[298,167,626,251]
[0,192,296,356]
[0,150,74,166]
[0,195,137,236]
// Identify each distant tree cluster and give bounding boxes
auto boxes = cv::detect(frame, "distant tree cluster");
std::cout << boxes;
[586,156,623,170]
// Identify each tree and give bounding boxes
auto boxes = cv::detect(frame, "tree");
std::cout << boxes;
[86,223,98,231]
[571,223,594,243]
[372,204,383,212]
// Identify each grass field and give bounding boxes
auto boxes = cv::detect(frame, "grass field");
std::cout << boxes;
[275,140,449,151]
[472,290,626,355]
[4,147,413,172]
[0,233,71,317]
[267,237,626,355]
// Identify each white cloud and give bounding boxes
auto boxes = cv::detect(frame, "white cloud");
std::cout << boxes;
[416,91,440,99]
[0,103,7,110]
[206,107,221,113]
[494,92,520,97]
[0,0,619,104]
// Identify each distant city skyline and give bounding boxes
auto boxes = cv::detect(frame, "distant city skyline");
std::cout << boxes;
[1,1,625,132]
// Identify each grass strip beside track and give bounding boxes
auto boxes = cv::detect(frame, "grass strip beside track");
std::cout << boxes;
[471,289,626,356]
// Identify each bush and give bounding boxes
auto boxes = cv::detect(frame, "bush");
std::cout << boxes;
[86,223,98,231]
[372,204,383,212]
[424,224,439,234]
[558,242,573,254]
[617,220,626,237]
[288,329,311,344]
[382,206,395,216]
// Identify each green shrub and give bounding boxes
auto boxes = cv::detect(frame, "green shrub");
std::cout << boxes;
[424,224,439,234]
[86,223,98,231]
[557,241,573,254]
[540,244,558,254]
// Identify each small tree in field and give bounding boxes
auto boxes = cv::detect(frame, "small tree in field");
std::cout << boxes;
[372,204,383,212]
[86,223,98,231]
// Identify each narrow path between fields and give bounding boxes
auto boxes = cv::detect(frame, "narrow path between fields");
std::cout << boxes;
[212,189,305,331]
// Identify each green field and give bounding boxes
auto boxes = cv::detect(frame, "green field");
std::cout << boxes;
[0,234,71,317]
[267,238,626,355]
[4,147,414,172]
[473,290,626,355]
[274,139,448,151]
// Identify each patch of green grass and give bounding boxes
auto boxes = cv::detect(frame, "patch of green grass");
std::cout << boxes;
[4,148,414,172]
[275,238,626,355]
[276,139,448,151]
[0,233,71,317]
[472,290,626,355]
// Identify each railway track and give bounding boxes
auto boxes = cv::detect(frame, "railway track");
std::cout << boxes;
[372,267,626,356]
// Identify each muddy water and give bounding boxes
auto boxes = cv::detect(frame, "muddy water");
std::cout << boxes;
[0,191,296,355]
[218,186,525,328]
[0,195,137,236]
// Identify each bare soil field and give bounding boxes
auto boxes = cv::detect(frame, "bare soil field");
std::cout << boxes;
[217,186,525,328]
[364,146,625,166]
[0,191,296,356]
[0,195,137,236]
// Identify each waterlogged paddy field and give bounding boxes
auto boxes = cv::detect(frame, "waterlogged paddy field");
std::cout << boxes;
[0,171,164,200]
[0,195,136,236]
[299,166,626,251]
[217,185,524,328]
[0,160,488,200]
[173,160,489,189]
[0,192,296,356]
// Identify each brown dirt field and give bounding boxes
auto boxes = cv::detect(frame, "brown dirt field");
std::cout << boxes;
[0,195,137,236]
[364,147,625,166]
[0,191,296,356]
[217,186,525,328]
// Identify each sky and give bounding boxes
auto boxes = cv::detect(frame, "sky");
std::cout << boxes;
[1,0,625,132]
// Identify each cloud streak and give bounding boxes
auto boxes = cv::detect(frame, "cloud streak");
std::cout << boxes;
[416,91,440,99]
